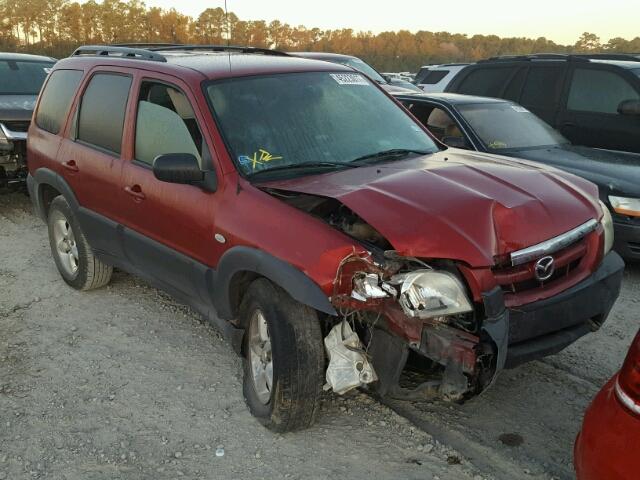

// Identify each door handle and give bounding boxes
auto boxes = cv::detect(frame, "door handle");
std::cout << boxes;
[62,160,79,172]
[124,185,146,201]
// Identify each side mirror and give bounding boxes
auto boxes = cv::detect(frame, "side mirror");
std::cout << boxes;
[618,99,640,116]
[442,136,470,150]
[153,153,204,184]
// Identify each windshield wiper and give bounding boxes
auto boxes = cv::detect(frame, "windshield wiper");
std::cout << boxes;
[350,148,430,165]
[247,161,355,180]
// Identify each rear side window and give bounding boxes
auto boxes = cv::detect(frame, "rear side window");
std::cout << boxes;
[421,70,449,85]
[503,68,527,101]
[520,66,565,107]
[35,69,83,134]
[455,67,514,97]
[567,68,640,114]
[77,73,132,154]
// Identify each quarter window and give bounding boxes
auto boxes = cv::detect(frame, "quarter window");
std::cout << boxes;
[421,70,449,85]
[77,73,132,154]
[456,67,514,97]
[134,81,204,167]
[35,69,83,134]
[567,69,640,114]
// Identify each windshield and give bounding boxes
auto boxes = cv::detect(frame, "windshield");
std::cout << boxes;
[633,68,640,78]
[206,72,438,178]
[0,60,54,95]
[337,58,387,83]
[458,103,569,150]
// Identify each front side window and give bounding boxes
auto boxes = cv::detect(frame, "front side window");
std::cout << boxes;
[206,72,438,178]
[77,73,132,154]
[0,60,54,95]
[459,102,568,151]
[35,69,83,134]
[567,68,640,114]
[134,81,204,167]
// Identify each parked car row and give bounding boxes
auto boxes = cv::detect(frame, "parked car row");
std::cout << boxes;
[0,52,56,190]
[3,43,638,478]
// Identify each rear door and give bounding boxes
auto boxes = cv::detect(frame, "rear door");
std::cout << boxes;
[56,68,133,260]
[558,65,640,152]
[517,63,568,125]
[118,74,222,304]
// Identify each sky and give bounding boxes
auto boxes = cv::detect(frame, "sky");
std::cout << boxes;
[140,0,639,45]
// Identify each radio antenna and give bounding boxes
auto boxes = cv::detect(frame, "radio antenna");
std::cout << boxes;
[224,0,230,46]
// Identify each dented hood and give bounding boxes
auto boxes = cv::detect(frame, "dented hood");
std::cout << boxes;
[261,150,601,267]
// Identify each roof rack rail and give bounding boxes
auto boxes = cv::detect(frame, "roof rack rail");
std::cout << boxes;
[145,44,290,57]
[479,52,640,63]
[571,53,640,62]
[71,45,167,62]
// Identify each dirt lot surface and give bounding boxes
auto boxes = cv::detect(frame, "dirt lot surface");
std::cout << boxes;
[1,192,638,480]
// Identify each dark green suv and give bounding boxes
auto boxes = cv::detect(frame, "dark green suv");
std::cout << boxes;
[446,54,640,154]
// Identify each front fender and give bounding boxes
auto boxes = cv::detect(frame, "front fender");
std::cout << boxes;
[212,246,338,320]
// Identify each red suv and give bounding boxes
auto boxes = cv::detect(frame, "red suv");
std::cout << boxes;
[27,44,624,432]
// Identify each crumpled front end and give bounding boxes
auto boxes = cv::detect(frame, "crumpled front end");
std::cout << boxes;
[0,121,29,191]
[258,155,620,401]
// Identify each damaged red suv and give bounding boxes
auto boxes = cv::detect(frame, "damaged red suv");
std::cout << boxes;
[27,45,624,432]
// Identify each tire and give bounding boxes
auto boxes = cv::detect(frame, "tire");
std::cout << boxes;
[240,278,325,432]
[47,195,112,291]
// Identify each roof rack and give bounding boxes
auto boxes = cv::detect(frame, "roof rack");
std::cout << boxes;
[70,44,289,62]
[145,44,290,57]
[479,53,640,63]
[71,45,167,62]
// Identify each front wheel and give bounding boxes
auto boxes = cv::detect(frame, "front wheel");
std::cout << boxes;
[240,278,325,432]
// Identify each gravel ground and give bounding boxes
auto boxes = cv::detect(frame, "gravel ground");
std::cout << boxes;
[0,192,481,480]
[1,191,638,480]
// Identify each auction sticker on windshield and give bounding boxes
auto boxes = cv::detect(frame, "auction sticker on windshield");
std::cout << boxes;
[330,73,369,85]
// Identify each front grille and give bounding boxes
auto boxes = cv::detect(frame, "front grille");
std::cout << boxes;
[1,121,30,132]
[493,238,587,294]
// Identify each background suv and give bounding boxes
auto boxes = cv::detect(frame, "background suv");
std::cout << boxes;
[446,54,640,153]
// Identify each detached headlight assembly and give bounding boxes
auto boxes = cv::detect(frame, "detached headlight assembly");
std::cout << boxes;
[599,200,614,255]
[394,270,473,319]
[609,195,640,218]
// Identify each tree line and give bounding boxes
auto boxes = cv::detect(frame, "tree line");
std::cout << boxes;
[2,0,639,71]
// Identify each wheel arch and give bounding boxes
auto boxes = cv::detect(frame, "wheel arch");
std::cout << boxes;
[212,246,337,321]
[29,169,80,221]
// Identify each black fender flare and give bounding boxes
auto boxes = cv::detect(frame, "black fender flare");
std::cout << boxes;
[212,246,337,320]
[29,168,80,221]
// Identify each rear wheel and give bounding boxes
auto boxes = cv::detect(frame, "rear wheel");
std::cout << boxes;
[240,278,325,432]
[47,195,112,290]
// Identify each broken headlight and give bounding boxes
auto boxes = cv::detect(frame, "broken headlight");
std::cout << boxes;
[351,272,397,301]
[393,270,473,319]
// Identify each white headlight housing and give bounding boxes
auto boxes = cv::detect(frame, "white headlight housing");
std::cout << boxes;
[599,200,614,255]
[393,270,473,319]
[609,195,640,218]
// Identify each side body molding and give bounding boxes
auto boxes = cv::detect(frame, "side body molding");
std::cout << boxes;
[212,246,338,320]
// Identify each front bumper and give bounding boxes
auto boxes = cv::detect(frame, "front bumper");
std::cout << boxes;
[613,220,640,261]
[504,251,624,368]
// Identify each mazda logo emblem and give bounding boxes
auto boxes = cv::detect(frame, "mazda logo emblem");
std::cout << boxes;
[534,256,555,282]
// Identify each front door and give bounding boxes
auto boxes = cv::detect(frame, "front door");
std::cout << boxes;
[118,76,222,304]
